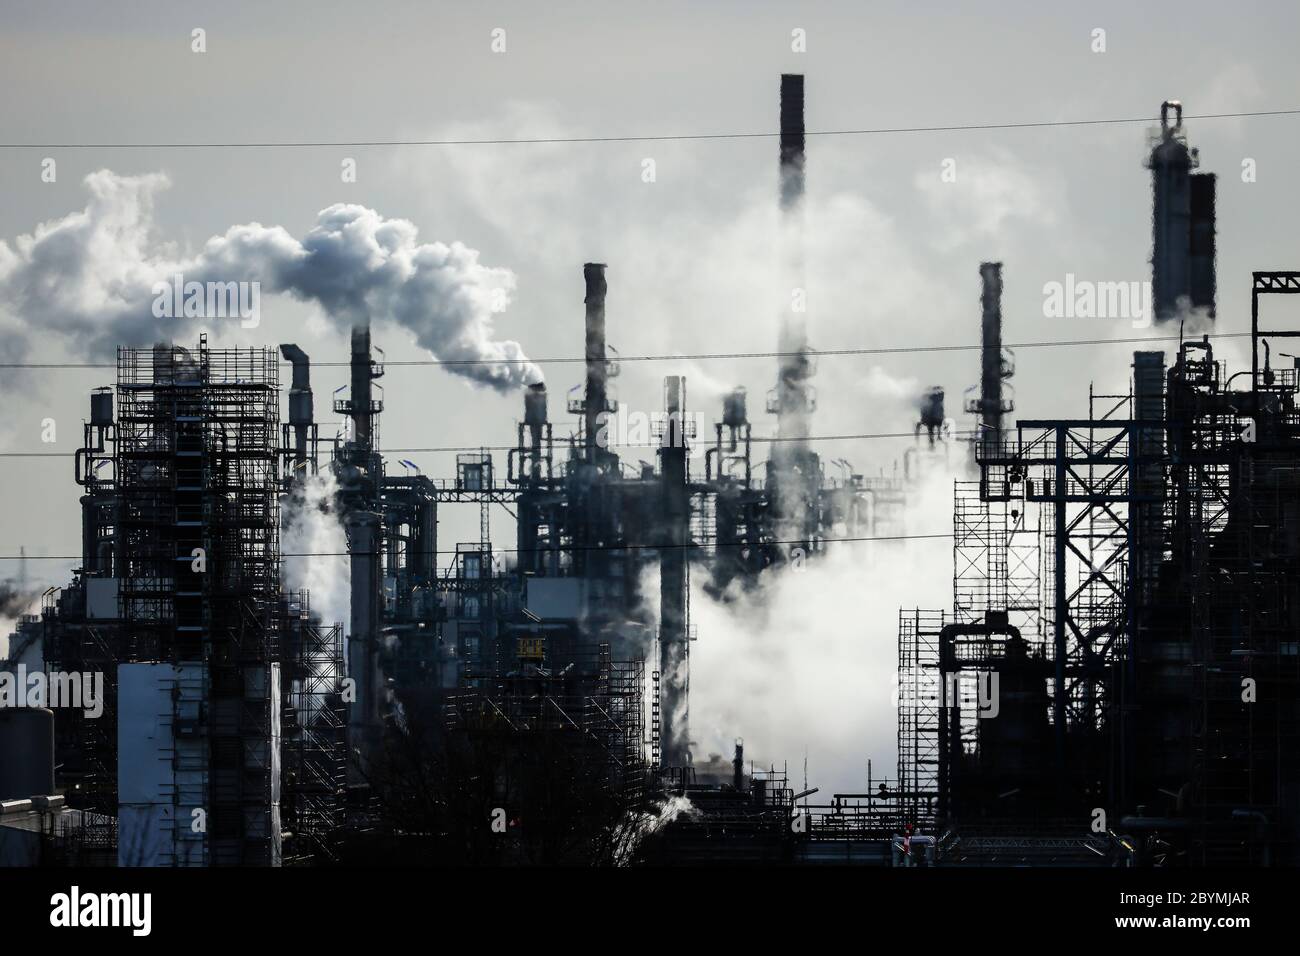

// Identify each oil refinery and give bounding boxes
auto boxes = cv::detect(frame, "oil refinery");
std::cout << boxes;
[2,18,1300,940]
[3,63,1295,875]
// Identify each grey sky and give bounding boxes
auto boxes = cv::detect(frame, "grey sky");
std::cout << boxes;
[2,0,1295,565]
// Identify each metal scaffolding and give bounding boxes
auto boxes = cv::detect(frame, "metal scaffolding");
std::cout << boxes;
[896,609,944,828]
[445,645,646,809]
[279,592,346,864]
[54,337,285,864]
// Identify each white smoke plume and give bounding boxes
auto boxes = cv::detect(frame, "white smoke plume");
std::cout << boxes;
[613,795,701,866]
[687,462,959,797]
[0,578,42,664]
[0,170,540,391]
[282,471,351,651]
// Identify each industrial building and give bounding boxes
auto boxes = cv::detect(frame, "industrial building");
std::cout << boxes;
[5,73,1296,869]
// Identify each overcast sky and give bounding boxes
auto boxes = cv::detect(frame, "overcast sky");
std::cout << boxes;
[1,2,1298,778]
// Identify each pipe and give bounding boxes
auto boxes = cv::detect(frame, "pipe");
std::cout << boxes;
[779,73,805,212]
[524,383,547,483]
[279,344,314,475]
[775,74,812,451]
[583,263,608,464]
[350,326,375,449]
[659,375,691,768]
[978,262,1005,458]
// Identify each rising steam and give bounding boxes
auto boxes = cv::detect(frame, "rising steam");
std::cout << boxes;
[0,170,541,390]
[687,462,959,796]
[282,471,351,650]
[0,577,41,663]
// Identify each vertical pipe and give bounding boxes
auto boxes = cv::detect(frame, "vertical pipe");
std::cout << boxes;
[279,345,313,477]
[350,326,373,449]
[659,376,690,768]
[1128,351,1166,807]
[1053,426,1067,784]
[583,264,608,464]
[979,262,1004,458]
[342,327,384,767]
[779,74,806,213]
[1149,101,1194,323]
[578,265,611,590]
[1188,173,1216,317]
[776,74,811,451]
[772,74,817,547]
[524,383,547,483]
[347,511,382,756]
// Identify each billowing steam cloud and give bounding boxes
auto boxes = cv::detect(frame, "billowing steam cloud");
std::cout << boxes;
[281,471,351,649]
[0,579,36,619]
[687,463,959,796]
[0,578,41,663]
[0,170,540,390]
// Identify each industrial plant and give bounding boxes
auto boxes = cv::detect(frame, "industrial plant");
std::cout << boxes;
[1,71,1296,872]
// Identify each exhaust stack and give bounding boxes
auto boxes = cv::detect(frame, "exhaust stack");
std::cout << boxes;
[768,74,820,547]
[659,375,691,769]
[583,263,610,465]
[774,73,812,450]
[966,262,1013,459]
[1148,100,1216,322]
[279,344,314,477]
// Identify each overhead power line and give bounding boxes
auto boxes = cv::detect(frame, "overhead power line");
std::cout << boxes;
[0,330,1254,371]
[2,108,1296,150]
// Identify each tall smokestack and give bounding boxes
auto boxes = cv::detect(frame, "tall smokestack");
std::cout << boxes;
[349,326,377,449]
[770,74,819,547]
[583,263,609,465]
[775,73,811,450]
[779,73,805,213]
[659,375,690,768]
[338,324,385,771]
[524,382,548,484]
[977,262,1008,458]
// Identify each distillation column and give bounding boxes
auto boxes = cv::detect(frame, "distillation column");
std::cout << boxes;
[1148,100,1216,322]
[339,326,385,766]
[973,262,1011,460]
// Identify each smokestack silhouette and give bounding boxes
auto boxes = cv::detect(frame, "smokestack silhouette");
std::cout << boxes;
[770,74,819,548]
[583,263,610,465]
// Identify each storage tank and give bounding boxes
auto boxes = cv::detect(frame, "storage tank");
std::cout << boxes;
[0,707,56,800]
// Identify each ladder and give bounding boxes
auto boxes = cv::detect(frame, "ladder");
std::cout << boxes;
[650,668,661,770]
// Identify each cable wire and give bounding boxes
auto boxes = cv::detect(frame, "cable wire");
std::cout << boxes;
[0,330,1254,371]
[3,108,1297,150]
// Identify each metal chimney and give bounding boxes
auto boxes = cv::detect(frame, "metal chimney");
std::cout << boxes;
[279,344,313,476]
[659,375,691,768]
[583,263,609,464]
